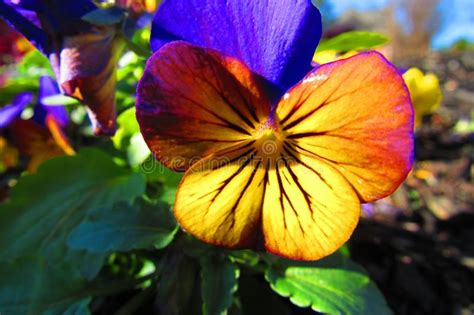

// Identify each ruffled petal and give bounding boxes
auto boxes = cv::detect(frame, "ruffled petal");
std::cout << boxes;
[136,41,271,171]
[54,27,124,135]
[276,52,414,202]
[1,1,121,135]
[150,0,322,91]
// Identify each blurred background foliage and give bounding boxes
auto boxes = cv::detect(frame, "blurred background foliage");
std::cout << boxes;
[0,0,472,314]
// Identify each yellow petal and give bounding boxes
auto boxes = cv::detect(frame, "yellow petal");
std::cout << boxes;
[262,149,360,260]
[174,142,266,248]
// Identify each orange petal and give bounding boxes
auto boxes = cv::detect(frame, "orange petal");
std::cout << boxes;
[136,41,271,171]
[55,27,124,135]
[10,119,71,172]
[45,114,75,156]
[276,52,413,202]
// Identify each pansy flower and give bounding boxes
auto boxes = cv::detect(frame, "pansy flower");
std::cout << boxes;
[0,76,74,172]
[402,67,442,128]
[136,0,414,260]
[0,0,126,135]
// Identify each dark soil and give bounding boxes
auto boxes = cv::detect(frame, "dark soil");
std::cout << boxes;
[350,50,474,315]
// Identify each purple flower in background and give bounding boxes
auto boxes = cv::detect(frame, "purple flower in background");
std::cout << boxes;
[33,76,69,128]
[0,75,67,129]
[0,0,125,135]
[0,92,32,128]
[0,75,75,171]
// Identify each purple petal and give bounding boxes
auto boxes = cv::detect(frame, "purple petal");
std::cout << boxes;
[361,203,375,217]
[150,0,322,92]
[34,76,68,127]
[3,0,40,10]
[0,92,33,128]
[0,0,97,53]
[4,0,96,34]
[31,0,96,35]
[398,67,408,75]
[0,1,48,53]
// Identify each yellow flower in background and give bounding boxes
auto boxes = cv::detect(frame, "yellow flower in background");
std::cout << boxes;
[402,68,443,128]
[313,50,357,64]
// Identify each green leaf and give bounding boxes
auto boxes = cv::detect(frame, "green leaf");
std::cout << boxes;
[112,103,138,150]
[155,252,200,315]
[68,198,178,252]
[228,250,260,267]
[0,257,90,315]
[42,94,80,106]
[265,252,393,315]
[0,50,53,104]
[201,256,240,315]
[316,31,389,53]
[112,107,151,166]
[0,148,146,313]
[62,298,92,315]
[81,7,127,26]
[17,49,52,75]
[141,159,182,203]
[156,168,182,204]
[131,27,151,52]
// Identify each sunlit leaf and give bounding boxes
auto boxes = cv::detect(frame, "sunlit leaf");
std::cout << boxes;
[81,7,127,26]
[0,50,53,104]
[265,252,393,315]
[316,31,389,53]
[42,94,80,106]
[201,256,239,315]
[113,107,151,166]
[16,49,52,75]
[68,198,178,252]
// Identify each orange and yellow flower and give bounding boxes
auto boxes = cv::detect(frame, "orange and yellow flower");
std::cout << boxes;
[137,42,413,260]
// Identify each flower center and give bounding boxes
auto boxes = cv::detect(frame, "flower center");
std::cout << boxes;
[254,118,284,159]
